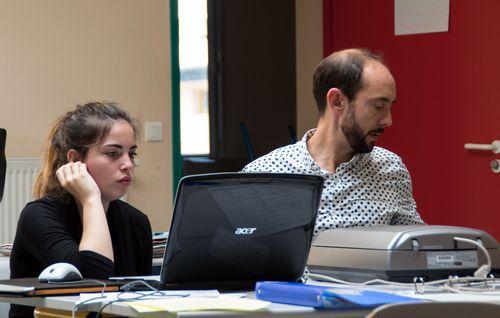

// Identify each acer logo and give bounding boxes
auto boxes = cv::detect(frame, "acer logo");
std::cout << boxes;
[235,228,257,235]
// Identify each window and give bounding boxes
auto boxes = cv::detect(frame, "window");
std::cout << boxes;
[178,0,210,156]
[171,0,296,191]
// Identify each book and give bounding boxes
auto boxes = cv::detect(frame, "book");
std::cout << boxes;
[0,278,120,296]
[255,281,420,309]
[152,231,168,258]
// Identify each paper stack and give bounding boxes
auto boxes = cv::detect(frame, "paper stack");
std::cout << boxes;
[152,232,168,258]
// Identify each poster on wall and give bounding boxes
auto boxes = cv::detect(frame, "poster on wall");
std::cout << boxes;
[395,0,449,35]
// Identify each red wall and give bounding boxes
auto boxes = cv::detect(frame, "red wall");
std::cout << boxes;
[323,0,500,238]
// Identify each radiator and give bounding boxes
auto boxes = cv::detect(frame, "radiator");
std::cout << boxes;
[0,157,41,244]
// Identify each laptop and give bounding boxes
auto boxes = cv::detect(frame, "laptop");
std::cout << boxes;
[117,172,323,290]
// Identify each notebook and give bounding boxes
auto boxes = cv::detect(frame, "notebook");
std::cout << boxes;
[255,281,420,308]
[0,278,120,296]
[130,173,323,290]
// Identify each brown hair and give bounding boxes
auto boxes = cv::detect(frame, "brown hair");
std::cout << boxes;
[33,101,139,200]
[312,48,385,115]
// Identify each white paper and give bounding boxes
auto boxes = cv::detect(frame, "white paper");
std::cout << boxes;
[405,291,500,302]
[0,284,34,294]
[395,0,449,35]
[76,290,220,306]
[128,295,270,313]
[108,275,161,281]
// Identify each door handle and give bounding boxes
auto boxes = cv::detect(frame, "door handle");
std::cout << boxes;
[491,160,500,174]
[464,140,500,154]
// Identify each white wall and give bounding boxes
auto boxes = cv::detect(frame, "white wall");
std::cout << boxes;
[296,0,323,136]
[0,0,173,231]
[0,0,324,233]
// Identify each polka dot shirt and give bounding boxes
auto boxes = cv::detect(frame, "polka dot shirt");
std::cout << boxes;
[242,129,425,237]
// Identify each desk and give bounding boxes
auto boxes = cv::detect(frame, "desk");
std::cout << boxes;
[0,257,163,317]
[0,293,370,318]
[3,282,500,318]
[0,256,9,280]
[0,257,9,318]
[152,257,162,275]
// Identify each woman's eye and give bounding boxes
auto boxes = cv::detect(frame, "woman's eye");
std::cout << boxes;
[106,151,119,158]
[129,152,138,159]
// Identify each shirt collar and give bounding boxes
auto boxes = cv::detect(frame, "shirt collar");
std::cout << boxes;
[300,128,371,172]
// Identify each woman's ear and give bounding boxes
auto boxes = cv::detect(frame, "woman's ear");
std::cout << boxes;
[66,149,82,163]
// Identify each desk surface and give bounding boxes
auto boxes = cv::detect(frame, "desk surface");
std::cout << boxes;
[0,293,370,318]
[0,257,9,280]
[4,281,500,317]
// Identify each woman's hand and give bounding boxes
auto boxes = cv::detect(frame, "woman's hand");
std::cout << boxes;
[57,161,114,261]
[56,162,101,205]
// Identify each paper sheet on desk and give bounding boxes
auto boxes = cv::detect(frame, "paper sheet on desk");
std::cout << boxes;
[403,291,500,302]
[77,290,220,306]
[127,295,270,313]
[309,280,500,304]
[350,284,500,303]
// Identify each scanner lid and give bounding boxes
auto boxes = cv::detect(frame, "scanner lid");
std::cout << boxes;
[311,225,499,251]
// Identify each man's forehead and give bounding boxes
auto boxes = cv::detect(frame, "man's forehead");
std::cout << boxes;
[358,61,397,102]
[362,60,394,82]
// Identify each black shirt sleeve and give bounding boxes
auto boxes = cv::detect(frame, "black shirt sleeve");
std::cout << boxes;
[143,216,153,274]
[108,200,153,276]
[10,199,114,279]
[136,212,153,275]
[9,198,154,318]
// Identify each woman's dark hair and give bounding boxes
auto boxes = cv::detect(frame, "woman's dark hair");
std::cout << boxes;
[312,48,384,115]
[33,101,139,200]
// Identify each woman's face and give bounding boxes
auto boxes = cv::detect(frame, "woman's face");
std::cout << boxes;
[84,120,137,203]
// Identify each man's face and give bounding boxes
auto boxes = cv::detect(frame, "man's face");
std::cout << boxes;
[340,61,396,153]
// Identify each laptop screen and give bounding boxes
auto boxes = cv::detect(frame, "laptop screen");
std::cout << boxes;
[160,173,323,287]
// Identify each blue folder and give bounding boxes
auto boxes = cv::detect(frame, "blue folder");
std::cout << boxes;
[255,281,420,309]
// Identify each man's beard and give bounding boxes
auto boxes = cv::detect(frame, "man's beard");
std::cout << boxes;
[341,107,384,154]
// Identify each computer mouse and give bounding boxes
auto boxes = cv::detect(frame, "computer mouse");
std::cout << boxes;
[38,262,83,282]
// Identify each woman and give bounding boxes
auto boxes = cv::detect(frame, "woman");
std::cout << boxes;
[9,102,152,316]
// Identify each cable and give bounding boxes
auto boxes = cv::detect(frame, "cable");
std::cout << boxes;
[310,272,500,296]
[308,272,459,288]
[309,236,498,296]
[119,280,159,292]
[453,236,492,278]
[308,273,414,287]
[83,280,190,318]
[69,279,194,317]
[68,280,107,318]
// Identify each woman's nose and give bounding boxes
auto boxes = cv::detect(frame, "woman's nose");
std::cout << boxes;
[120,155,134,171]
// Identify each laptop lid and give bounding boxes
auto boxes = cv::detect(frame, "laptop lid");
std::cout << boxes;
[160,172,323,288]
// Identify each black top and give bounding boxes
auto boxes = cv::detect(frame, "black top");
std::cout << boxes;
[0,128,5,202]
[10,196,153,280]
[9,197,152,318]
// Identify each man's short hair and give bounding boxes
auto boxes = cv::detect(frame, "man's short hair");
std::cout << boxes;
[312,48,384,115]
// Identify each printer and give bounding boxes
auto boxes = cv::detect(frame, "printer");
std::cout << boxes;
[307,225,500,283]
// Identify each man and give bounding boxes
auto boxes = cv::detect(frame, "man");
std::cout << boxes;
[243,48,424,236]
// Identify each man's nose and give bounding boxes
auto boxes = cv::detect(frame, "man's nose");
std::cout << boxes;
[380,109,393,127]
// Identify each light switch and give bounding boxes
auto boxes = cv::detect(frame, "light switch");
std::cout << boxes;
[145,122,163,142]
